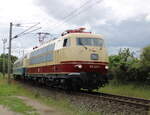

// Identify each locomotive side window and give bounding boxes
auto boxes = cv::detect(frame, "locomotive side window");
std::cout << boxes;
[30,53,53,64]
[30,43,55,57]
[77,38,103,47]
[63,38,70,47]
[30,43,55,64]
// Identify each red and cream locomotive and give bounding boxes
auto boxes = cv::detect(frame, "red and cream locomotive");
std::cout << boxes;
[13,28,109,90]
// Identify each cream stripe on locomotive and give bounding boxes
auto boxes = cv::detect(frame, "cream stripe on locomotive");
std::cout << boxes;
[26,33,108,68]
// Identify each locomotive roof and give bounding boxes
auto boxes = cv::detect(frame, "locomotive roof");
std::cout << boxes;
[14,32,104,63]
[62,33,104,39]
[29,33,104,54]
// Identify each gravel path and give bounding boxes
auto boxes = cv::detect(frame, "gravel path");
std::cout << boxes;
[0,96,65,115]
[0,105,18,115]
[16,96,65,115]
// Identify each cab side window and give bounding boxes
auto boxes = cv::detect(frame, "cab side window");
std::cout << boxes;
[63,38,70,47]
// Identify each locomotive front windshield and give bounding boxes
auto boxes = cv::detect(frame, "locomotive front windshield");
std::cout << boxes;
[77,38,103,47]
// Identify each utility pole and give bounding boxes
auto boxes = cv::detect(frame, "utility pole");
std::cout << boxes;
[7,22,40,84]
[8,22,12,84]
[2,38,7,78]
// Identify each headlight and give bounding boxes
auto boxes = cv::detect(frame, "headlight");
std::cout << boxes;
[74,64,83,69]
[105,65,109,69]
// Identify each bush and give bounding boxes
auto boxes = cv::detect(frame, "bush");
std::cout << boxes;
[0,54,18,73]
[109,46,150,85]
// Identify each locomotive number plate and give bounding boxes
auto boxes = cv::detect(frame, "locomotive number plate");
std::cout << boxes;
[89,65,100,68]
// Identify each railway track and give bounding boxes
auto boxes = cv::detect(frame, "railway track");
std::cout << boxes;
[14,79,150,114]
[81,91,150,107]
[73,91,150,114]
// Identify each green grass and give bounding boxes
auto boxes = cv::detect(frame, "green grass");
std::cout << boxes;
[0,96,38,115]
[2,73,150,115]
[0,76,38,115]
[0,75,98,115]
[100,82,150,99]
[34,95,98,115]
[24,85,99,115]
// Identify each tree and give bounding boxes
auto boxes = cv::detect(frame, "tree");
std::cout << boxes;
[109,46,150,85]
[139,45,150,83]
[0,54,18,64]
[0,54,18,73]
[0,57,8,73]
[140,45,150,66]
[109,48,139,84]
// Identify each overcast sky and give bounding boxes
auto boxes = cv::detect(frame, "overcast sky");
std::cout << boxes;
[0,0,150,57]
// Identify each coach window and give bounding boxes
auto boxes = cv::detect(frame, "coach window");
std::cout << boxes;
[63,38,70,47]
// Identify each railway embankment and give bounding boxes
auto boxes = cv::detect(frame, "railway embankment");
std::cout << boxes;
[15,78,150,115]
[0,75,79,115]
[0,75,98,115]
[0,74,150,115]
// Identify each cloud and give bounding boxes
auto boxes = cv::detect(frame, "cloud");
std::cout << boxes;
[145,14,150,22]
[94,19,150,48]
[0,0,52,54]
[34,0,150,53]
[35,0,150,25]
[0,0,150,57]
[35,0,108,26]
[103,0,150,22]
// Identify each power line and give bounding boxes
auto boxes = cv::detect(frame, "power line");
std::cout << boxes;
[19,27,42,36]
[60,0,93,21]
[12,22,40,39]
[49,0,103,31]
[41,0,92,29]
[60,0,102,26]
[43,0,94,30]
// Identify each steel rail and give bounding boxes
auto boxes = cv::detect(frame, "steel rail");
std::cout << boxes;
[77,91,150,111]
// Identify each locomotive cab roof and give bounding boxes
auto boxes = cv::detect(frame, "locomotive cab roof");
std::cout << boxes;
[61,28,103,39]
[61,32,104,39]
